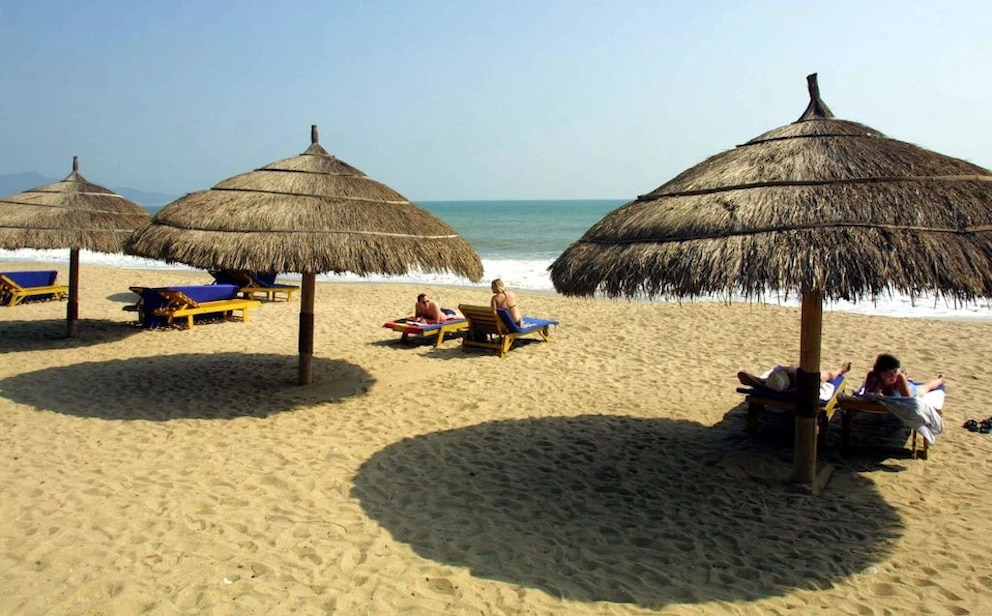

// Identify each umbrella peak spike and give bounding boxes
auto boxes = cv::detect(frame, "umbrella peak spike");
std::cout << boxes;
[311,125,319,144]
[797,73,834,121]
[72,155,79,172]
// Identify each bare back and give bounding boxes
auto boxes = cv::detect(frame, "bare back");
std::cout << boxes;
[491,290,522,325]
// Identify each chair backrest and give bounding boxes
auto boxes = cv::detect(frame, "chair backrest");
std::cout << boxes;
[209,270,254,287]
[249,271,279,287]
[458,304,508,334]
[0,270,58,289]
[496,308,525,333]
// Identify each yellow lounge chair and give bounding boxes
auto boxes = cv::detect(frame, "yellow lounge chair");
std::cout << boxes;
[457,304,559,357]
[382,315,469,348]
[737,374,846,450]
[0,270,69,307]
[210,270,300,302]
[152,289,261,329]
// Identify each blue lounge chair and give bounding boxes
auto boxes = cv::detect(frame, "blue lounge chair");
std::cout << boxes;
[0,270,69,306]
[737,373,847,450]
[209,269,299,301]
[133,284,261,329]
[457,304,559,356]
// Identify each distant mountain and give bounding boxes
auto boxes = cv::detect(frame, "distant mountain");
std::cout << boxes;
[0,172,179,208]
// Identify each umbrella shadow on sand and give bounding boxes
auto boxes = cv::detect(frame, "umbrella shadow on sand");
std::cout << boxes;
[0,318,142,353]
[353,412,902,608]
[0,352,374,420]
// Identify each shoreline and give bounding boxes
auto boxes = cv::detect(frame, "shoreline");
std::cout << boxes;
[4,258,991,323]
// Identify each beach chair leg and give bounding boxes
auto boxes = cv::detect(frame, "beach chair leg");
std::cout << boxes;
[746,402,761,434]
[817,412,829,450]
[919,437,929,460]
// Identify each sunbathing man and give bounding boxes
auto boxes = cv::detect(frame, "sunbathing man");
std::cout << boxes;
[737,360,852,392]
[411,293,453,324]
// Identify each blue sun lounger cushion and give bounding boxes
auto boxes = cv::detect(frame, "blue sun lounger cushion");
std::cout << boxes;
[458,304,559,357]
[140,284,245,328]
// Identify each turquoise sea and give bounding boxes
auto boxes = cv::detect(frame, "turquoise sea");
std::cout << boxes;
[3,198,992,319]
[141,199,624,290]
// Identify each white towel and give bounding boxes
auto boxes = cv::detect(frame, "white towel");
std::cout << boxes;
[859,391,945,445]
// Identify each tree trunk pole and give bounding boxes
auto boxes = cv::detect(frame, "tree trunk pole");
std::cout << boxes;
[66,248,80,338]
[298,272,316,385]
[794,289,823,484]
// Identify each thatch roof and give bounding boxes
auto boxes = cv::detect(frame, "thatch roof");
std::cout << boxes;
[550,74,992,303]
[0,156,151,252]
[126,126,483,280]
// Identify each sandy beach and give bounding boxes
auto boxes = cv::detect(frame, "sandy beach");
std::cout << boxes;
[1,261,991,615]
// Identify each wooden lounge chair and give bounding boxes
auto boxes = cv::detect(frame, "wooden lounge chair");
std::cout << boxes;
[382,312,468,348]
[0,270,69,307]
[736,374,847,450]
[210,269,299,302]
[837,383,946,459]
[152,289,261,329]
[457,304,559,357]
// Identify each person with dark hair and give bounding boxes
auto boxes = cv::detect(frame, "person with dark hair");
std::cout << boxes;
[410,293,450,324]
[863,353,945,397]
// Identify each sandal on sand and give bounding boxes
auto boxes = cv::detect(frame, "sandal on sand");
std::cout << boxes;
[964,419,979,432]
[980,419,992,434]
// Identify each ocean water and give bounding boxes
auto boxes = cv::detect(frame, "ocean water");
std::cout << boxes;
[2,199,991,320]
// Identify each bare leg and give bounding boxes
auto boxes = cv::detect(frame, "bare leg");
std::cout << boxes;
[820,360,852,382]
[917,374,947,395]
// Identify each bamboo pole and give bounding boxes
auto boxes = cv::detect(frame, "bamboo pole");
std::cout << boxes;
[66,248,80,338]
[794,289,823,484]
[298,272,316,385]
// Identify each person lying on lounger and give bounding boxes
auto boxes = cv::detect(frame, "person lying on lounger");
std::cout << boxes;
[862,353,945,398]
[737,360,852,392]
[409,293,456,324]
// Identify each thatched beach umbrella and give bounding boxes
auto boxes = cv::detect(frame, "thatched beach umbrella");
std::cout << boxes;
[126,125,484,385]
[0,156,152,337]
[551,74,992,484]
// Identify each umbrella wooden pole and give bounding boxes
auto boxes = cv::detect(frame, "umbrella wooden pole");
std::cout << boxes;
[298,273,316,385]
[66,248,80,338]
[794,289,823,484]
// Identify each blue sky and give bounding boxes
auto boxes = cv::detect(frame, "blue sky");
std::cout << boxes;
[1,1,990,200]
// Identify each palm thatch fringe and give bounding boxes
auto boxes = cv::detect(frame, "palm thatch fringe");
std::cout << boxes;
[551,74,992,303]
[0,157,151,253]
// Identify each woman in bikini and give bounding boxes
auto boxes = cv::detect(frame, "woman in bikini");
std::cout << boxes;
[863,353,945,397]
[490,279,522,325]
